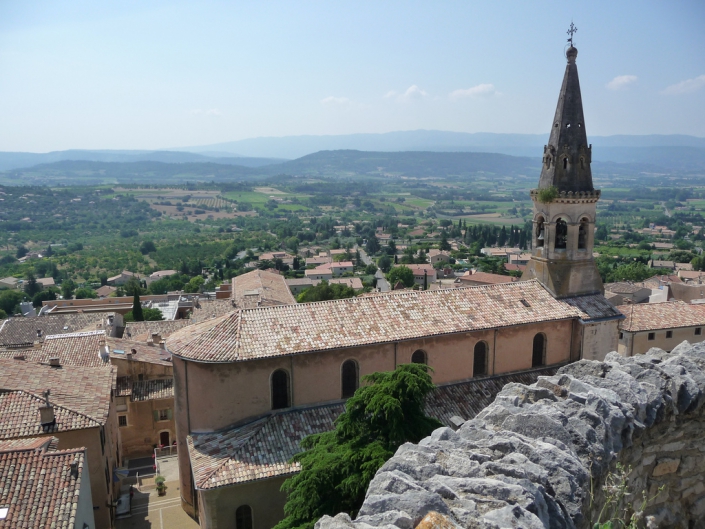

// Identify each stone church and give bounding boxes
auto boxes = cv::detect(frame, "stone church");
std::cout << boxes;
[166,42,622,529]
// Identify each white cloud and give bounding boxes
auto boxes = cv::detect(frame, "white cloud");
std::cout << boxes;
[606,75,638,91]
[662,75,705,95]
[385,85,428,102]
[449,84,499,100]
[320,96,351,106]
[191,108,223,116]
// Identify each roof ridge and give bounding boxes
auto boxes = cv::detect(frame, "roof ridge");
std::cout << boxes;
[2,389,103,427]
[44,330,106,340]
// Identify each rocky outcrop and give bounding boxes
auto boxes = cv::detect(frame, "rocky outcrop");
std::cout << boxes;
[316,341,705,529]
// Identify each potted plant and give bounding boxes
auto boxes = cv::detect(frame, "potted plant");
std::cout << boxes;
[155,475,167,496]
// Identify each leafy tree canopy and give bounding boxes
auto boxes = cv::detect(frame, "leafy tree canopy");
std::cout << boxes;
[296,281,356,303]
[124,307,163,322]
[386,265,414,288]
[75,287,98,300]
[0,290,24,315]
[275,364,441,529]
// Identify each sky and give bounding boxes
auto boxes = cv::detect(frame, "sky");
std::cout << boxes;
[1,0,704,152]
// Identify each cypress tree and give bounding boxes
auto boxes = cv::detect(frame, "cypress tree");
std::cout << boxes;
[132,292,144,322]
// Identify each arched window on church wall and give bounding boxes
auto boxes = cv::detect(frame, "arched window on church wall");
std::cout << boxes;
[236,505,253,529]
[411,350,427,365]
[532,334,546,367]
[271,369,290,410]
[341,359,359,399]
[473,341,488,377]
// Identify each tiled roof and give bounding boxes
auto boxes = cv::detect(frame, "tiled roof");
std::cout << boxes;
[41,330,110,368]
[0,359,114,432]
[187,366,559,490]
[190,299,236,324]
[327,278,364,290]
[0,313,107,347]
[106,337,172,366]
[168,280,581,363]
[458,271,515,285]
[132,378,174,401]
[604,282,648,294]
[557,294,624,322]
[232,269,296,309]
[618,301,705,332]
[0,390,101,438]
[123,319,190,341]
[0,437,87,529]
[115,376,173,401]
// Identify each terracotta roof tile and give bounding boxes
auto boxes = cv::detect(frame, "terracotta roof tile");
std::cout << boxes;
[0,359,114,433]
[123,319,190,341]
[190,299,236,324]
[187,366,559,489]
[106,337,172,366]
[618,301,705,332]
[0,313,108,347]
[132,378,174,401]
[558,294,624,322]
[168,280,582,363]
[232,269,296,309]
[41,330,110,368]
[0,437,87,529]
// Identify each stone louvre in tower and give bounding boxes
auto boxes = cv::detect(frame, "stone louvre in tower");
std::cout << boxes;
[522,41,604,298]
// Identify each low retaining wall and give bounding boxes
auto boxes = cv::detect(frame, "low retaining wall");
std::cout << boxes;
[317,341,705,529]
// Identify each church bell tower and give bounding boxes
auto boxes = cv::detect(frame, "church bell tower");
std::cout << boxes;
[523,26,604,298]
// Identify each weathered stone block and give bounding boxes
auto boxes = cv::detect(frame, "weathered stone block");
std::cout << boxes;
[652,458,680,477]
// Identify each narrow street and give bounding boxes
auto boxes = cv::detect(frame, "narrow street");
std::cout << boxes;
[357,246,390,292]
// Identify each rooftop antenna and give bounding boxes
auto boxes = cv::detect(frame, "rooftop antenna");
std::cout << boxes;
[567,21,578,47]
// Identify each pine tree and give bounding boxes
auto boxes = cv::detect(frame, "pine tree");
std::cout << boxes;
[132,292,144,322]
[275,365,441,529]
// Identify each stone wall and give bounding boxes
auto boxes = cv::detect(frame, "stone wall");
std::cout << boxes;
[317,341,705,529]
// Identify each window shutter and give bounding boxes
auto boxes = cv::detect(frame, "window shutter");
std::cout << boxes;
[167,409,173,420]
[153,410,159,422]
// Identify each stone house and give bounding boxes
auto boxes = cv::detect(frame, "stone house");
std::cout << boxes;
[427,249,450,265]
[617,301,705,355]
[0,359,120,529]
[0,437,95,528]
[603,282,652,304]
[107,270,139,286]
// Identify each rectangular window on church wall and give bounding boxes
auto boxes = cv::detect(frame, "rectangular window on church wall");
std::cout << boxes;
[648,333,655,341]
[696,328,702,336]
[666,331,673,339]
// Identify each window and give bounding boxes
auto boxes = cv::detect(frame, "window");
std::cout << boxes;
[116,397,127,412]
[555,219,568,250]
[153,409,173,422]
[473,342,487,377]
[411,350,427,365]
[535,217,545,248]
[563,157,568,169]
[118,415,127,427]
[236,505,253,529]
[648,332,655,341]
[619,332,624,340]
[666,331,673,339]
[578,218,588,250]
[271,369,290,410]
[696,328,702,336]
[341,360,359,399]
[532,334,545,367]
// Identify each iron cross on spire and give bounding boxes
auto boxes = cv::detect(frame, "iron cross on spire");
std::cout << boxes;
[567,22,578,46]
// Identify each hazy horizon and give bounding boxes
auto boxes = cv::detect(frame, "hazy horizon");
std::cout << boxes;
[2,1,704,152]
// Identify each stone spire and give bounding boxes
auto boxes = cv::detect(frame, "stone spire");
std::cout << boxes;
[538,45,593,193]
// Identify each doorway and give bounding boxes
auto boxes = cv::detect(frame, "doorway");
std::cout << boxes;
[159,431,170,446]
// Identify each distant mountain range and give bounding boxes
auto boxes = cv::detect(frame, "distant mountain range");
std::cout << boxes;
[2,131,704,174]
[175,130,705,168]
[0,149,687,187]
[0,150,284,172]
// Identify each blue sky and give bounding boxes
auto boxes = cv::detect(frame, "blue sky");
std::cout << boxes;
[1,0,704,152]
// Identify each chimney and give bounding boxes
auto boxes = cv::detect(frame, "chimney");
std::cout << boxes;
[49,357,61,367]
[39,390,55,426]
[36,329,43,338]
[128,348,136,361]
[159,340,166,350]
[98,340,110,361]
[70,459,79,479]
[151,332,162,344]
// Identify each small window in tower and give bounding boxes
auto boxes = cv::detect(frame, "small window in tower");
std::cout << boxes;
[578,218,588,249]
[555,218,568,249]
[563,157,568,169]
[578,123,582,127]
[566,123,571,128]
[535,217,545,248]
